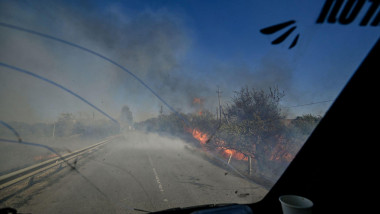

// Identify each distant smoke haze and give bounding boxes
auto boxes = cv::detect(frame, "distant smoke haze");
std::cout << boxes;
[0,1,341,124]
[0,1,195,122]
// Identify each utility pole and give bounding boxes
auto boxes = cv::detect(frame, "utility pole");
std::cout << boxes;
[216,107,219,121]
[159,105,163,115]
[217,87,222,124]
[248,156,252,175]
[52,123,56,139]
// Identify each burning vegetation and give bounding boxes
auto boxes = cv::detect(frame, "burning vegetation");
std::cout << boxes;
[135,86,321,180]
[193,97,203,116]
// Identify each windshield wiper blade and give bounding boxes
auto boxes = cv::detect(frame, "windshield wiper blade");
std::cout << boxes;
[0,207,31,214]
[134,208,151,213]
[150,203,240,213]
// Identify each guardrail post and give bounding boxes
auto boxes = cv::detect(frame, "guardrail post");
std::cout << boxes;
[248,156,252,175]
[28,176,35,187]
[227,154,232,164]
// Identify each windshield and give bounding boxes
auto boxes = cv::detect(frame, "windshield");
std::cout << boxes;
[0,0,378,213]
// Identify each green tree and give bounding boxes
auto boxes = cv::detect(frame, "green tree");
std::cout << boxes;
[290,114,322,135]
[55,113,75,137]
[213,86,286,171]
[120,105,133,131]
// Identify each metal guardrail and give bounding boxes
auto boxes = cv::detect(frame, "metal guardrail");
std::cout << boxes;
[0,135,120,190]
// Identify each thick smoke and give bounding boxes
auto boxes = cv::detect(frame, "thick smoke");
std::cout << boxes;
[0,0,322,124]
[0,1,197,122]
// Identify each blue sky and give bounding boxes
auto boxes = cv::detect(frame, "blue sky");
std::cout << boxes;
[0,0,379,122]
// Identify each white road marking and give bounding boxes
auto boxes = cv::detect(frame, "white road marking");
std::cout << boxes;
[148,155,169,203]
[152,167,164,192]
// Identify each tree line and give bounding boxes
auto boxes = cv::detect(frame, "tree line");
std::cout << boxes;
[0,113,120,140]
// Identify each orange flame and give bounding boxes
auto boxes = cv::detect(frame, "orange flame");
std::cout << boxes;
[190,128,209,144]
[187,127,248,161]
[193,98,203,116]
[269,139,294,162]
[188,127,292,163]
[193,98,202,104]
[219,147,248,161]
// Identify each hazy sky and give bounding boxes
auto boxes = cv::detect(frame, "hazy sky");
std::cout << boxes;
[0,0,379,123]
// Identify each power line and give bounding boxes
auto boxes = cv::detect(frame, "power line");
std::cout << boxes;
[0,22,190,127]
[0,62,119,124]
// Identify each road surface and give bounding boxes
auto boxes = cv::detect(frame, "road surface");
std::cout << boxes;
[6,131,268,213]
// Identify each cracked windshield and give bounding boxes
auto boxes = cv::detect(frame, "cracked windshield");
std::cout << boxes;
[0,0,379,213]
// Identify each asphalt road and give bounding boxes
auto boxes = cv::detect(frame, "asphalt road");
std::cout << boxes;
[13,131,268,213]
